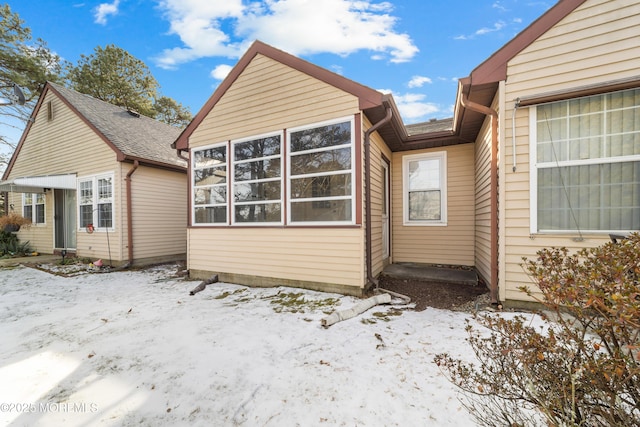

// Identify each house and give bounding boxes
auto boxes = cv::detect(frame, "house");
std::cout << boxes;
[175,0,640,305]
[0,82,188,266]
[475,0,640,304]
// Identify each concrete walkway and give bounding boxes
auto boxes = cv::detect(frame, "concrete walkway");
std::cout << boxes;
[382,262,478,286]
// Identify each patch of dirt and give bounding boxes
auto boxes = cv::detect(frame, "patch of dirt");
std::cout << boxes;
[377,274,490,312]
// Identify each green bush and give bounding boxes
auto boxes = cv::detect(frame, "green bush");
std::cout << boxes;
[0,230,32,257]
[435,233,640,426]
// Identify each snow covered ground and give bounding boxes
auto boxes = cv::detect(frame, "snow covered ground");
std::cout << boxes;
[0,263,539,426]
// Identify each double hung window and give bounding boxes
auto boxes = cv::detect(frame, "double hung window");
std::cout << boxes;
[23,193,45,224]
[78,174,113,229]
[403,151,447,225]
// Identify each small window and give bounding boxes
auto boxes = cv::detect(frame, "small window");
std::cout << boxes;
[22,193,45,224]
[403,151,447,225]
[47,101,53,121]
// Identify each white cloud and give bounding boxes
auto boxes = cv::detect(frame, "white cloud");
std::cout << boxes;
[454,20,506,40]
[407,75,432,88]
[492,1,508,12]
[154,0,418,69]
[94,0,120,25]
[388,92,440,122]
[210,64,233,80]
[475,20,506,36]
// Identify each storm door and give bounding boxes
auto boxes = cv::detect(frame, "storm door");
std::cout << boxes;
[54,189,77,250]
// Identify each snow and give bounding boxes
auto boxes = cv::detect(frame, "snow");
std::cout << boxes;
[0,263,540,426]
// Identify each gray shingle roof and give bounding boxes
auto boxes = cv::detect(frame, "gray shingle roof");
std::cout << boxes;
[405,118,453,136]
[49,82,186,169]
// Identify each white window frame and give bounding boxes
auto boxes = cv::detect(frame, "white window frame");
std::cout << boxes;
[77,172,114,231]
[22,192,45,225]
[402,151,448,226]
[192,142,229,226]
[231,132,284,225]
[286,116,356,225]
[529,89,640,234]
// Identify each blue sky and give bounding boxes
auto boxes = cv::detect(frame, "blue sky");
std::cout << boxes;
[8,0,553,140]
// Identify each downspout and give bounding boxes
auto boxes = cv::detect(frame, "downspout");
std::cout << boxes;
[364,105,393,288]
[125,160,139,265]
[460,93,500,305]
[176,149,189,162]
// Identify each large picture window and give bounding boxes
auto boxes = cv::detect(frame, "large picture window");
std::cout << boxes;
[193,144,228,224]
[531,88,640,233]
[403,151,447,225]
[287,118,355,224]
[23,193,45,224]
[78,173,113,230]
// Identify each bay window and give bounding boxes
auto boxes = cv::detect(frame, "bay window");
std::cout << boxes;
[531,88,640,233]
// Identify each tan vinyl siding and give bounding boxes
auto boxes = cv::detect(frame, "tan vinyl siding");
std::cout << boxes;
[6,191,52,251]
[6,90,121,257]
[5,90,187,264]
[122,165,187,263]
[8,91,117,178]
[365,117,393,277]
[392,143,475,266]
[507,0,640,99]
[188,228,364,289]
[187,53,365,291]
[189,54,359,148]
[500,0,639,302]
[474,109,493,285]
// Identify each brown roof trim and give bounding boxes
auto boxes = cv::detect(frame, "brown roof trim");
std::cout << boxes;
[517,75,640,106]
[120,156,187,173]
[470,0,588,85]
[3,83,120,179]
[1,92,42,180]
[174,40,384,150]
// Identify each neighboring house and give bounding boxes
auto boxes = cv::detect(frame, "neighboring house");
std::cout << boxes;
[176,0,640,304]
[0,82,187,266]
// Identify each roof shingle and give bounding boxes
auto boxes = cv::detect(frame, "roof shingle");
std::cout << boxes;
[49,82,186,169]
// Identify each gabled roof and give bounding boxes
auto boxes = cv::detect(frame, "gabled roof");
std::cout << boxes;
[177,0,589,153]
[447,0,589,146]
[174,40,387,150]
[3,82,185,179]
[469,0,588,86]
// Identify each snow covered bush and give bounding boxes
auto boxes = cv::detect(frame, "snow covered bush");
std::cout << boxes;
[435,233,640,427]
